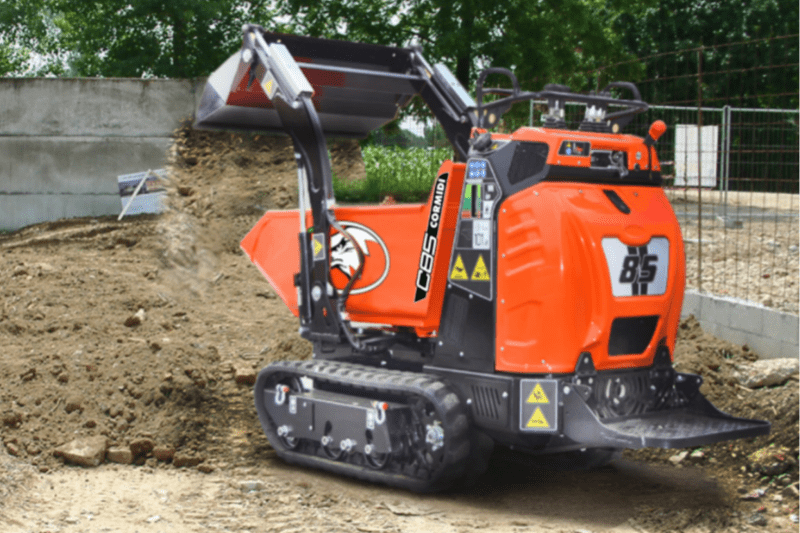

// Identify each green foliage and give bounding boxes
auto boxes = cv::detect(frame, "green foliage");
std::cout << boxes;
[276,0,644,92]
[333,146,451,203]
[1,0,277,77]
[611,0,799,108]
[362,120,428,148]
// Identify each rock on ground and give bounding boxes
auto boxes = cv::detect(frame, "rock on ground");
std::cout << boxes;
[736,358,799,388]
[54,436,108,467]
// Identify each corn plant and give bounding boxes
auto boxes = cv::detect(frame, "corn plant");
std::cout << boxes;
[333,146,453,203]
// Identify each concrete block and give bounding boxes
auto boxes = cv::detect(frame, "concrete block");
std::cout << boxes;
[699,318,718,338]
[779,341,799,360]
[763,311,800,344]
[0,78,202,137]
[748,335,783,360]
[0,194,120,231]
[730,301,764,336]
[716,324,748,348]
[0,137,170,194]
[701,296,727,328]
[681,291,701,318]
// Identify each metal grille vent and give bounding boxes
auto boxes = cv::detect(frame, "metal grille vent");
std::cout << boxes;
[470,384,503,420]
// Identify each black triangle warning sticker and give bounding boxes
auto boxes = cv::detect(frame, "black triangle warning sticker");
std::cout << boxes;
[450,255,468,280]
[526,383,550,404]
[471,255,490,281]
[526,407,550,429]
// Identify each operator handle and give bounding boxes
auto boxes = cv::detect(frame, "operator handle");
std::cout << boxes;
[475,68,521,128]
[602,81,642,102]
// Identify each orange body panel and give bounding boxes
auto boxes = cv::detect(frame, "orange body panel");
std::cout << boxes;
[241,162,465,334]
[495,182,685,374]
[482,127,662,172]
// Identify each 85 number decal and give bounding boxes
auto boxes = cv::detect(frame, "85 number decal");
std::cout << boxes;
[602,238,669,297]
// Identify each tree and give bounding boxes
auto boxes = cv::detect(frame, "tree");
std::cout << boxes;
[275,0,647,91]
[611,0,799,108]
[1,0,278,78]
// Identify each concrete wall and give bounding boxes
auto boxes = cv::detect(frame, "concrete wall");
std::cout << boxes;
[0,78,202,231]
[682,290,799,359]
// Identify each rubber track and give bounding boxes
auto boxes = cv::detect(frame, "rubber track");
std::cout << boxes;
[254,359,471,492]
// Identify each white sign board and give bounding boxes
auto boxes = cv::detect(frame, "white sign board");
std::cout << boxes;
[117,169,167,216]
[674,125,718,187]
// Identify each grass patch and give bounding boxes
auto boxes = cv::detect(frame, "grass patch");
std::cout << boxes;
[333,146,452,203]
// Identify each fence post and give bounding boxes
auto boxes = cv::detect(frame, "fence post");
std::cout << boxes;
[722,105,731,222]
[696,47,704,292]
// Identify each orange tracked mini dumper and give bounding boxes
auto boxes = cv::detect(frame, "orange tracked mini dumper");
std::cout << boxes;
[196,25,769,491]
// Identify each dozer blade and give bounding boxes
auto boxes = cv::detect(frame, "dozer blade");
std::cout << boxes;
[562,384,770,449]
[195,30,421,137]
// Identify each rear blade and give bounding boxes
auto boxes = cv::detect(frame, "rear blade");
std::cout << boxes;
[563,386,770,449]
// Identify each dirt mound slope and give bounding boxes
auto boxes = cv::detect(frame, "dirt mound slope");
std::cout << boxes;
[0,125,796,532]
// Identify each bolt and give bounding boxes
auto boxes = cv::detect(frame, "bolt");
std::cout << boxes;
[466,398,473,405]
[502,392,508,399]
[459,351,464,358]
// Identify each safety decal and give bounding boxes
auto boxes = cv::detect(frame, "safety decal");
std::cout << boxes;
[526,383,549,404]
[262,72,278,99]
[471,255,490,281]
[526,408,550,429]
[312,233,326,261]
[450,254,468,280]
[520,379,558,433]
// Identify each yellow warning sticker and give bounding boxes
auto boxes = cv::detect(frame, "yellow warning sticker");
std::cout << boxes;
[312,233,326,261]
[264,80,273,96]
[526,383,550,404]
[471,254,490,281]
[526,407,550,428]
[450,255,468,280]
[520,379,557,432]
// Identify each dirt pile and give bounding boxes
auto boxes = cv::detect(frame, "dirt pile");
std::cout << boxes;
[0,125,797,532]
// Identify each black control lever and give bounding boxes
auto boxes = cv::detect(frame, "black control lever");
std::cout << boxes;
[475,67,521,128]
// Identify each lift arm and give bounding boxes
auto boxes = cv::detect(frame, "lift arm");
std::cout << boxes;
[196,25,480,348]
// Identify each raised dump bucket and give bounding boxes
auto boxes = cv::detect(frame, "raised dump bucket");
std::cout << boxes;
[195,30,423,137]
